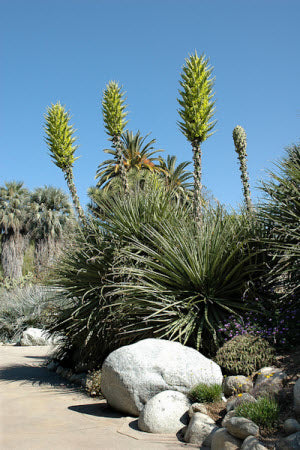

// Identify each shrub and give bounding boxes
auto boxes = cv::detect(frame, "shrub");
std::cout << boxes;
[235,396,279,429]
[0,285,64,342]
[188,383,222,403]
[258,143,300,298]
[214,334,275,376]
[108,205,262,354]
[218,295,299,348]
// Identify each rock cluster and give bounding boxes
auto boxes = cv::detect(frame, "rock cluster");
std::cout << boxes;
[100,338,222,416]
[46,338,300,449]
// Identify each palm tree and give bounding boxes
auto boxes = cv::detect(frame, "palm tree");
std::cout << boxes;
[0,182,30,280]
[102,81,129,194]
[158,155,193,201]
[95,130,161,189]
[177,51,216,225]
[44,102,86,223]
[29,186,74,273]
[233,125,253,213]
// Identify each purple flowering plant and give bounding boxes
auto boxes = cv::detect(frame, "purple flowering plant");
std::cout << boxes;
[218,285,299,348]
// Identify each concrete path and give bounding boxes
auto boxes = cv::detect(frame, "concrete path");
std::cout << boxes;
[0,346,193,450]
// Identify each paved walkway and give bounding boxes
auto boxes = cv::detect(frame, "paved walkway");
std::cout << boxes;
[0,346,193,450]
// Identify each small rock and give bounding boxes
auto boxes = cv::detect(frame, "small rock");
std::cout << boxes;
[211,427,242,449]
[222,410,236,427]
[283,418,300,435]
[275,431,300,449]
[225,417,259,439]
[294,378,300,417]
[241,436,268,449]
[227,393,257,412]
[223,376,253,397]
[254,367,287,397]
[188,402,208,417]
[138,390,190,434]
[184,412,218,446]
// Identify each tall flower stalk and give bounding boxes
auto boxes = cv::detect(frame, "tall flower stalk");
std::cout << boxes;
[177,51,216,226]
[233,125,253,213]
[102,81,129,194]
[44,102,86,223]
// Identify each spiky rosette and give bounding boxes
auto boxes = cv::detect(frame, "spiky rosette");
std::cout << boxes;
[233,125,247,156]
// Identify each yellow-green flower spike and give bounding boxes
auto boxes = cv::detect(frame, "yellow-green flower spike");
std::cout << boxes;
[177,51,216,144]
[44,102,79,171]
[102,81,128,137]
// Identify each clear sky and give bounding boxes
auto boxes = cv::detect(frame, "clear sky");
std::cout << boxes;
[1,0,299,210]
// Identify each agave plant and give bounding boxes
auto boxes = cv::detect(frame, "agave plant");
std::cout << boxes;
[0,284,61,342]
[109,206,260,352]
[259,143,300,297]
[88,170,161,218]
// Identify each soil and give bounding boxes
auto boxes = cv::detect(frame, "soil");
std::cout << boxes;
[203,345,300,449]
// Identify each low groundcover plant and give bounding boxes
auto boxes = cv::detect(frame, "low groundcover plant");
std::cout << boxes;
[235,396,280,430]
[188,383,222,403]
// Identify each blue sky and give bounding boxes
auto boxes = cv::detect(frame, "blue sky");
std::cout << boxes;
[1,0,299,210]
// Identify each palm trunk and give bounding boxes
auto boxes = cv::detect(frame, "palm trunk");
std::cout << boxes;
[192,140,202,226]
[1,231,26,280]
[112,135,129,194]
[238,156,253,213]
[64,167,86,223]
[35,237,62,273]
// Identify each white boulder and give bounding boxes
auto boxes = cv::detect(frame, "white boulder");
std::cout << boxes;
[101,338,223,416]
[138,390,190,434]
[20,328,61,346]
